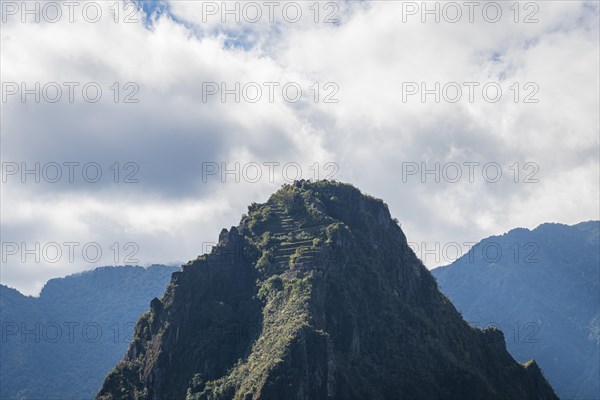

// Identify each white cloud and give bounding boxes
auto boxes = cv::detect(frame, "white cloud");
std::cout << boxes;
[1,0,598,295]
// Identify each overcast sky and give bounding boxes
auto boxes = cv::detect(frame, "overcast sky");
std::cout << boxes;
[1,0,599,295]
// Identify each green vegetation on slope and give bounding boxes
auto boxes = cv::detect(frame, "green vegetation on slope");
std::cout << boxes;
[98,180,558,400]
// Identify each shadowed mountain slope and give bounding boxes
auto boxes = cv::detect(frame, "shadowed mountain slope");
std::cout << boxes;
[98,180,557,400]
[0,265,178,399]
[433,221,600,399]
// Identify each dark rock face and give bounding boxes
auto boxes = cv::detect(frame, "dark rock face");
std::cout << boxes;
[433,221,600,400]
[97,181,558,400]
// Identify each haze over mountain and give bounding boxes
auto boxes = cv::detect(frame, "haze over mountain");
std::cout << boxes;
[0,265,178,400]
[98,181,557,400]
[433,221,600,400]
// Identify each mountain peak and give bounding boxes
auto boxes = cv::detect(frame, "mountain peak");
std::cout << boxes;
[98,181,557,400]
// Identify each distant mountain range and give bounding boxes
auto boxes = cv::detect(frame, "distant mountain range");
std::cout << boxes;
[0,264,178,400]
[433,221,600,400]
[98,181,557,399]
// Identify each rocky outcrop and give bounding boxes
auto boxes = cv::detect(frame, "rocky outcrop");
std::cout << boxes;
[97,180,558,400]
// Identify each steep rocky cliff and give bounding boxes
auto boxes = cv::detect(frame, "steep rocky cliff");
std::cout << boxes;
[97,180,558,400]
